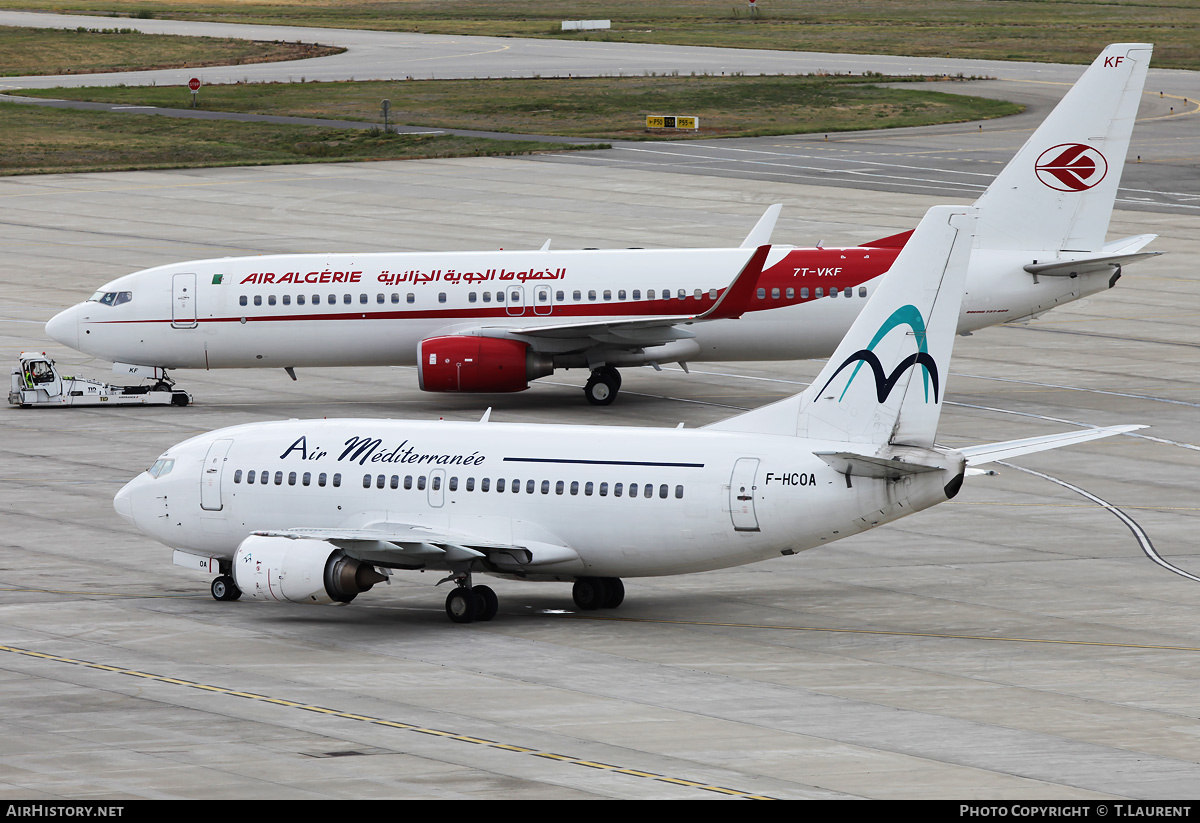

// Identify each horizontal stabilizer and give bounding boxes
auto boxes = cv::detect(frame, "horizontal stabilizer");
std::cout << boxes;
[960,424,1145,466]
[1024,250,1161,277]
[814,451,945,480]
[741,204,782,248]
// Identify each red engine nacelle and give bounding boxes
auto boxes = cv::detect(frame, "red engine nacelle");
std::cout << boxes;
[417,336,552,393]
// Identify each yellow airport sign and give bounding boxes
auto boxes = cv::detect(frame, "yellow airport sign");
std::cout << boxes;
[646,115,699,130]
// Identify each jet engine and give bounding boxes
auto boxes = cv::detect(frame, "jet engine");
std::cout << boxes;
[417,335,553,393]
[232,535,387,604]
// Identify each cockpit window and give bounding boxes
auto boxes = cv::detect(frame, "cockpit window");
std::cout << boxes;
[88,291,133,306]
[148,458,175,478]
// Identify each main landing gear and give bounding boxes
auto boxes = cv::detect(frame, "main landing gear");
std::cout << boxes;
[444,580,499,624]
[572,577,625,610]
[584,366,622,406]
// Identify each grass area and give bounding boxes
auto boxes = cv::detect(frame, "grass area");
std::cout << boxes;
[0,24,342,77]
[0,102,606,175]
[0,1,1192,69]
[18,75,1022,140]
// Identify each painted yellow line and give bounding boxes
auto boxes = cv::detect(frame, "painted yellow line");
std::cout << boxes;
[0,641,777,798]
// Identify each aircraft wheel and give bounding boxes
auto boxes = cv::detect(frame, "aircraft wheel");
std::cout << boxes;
[572,577,609,610]
[445,587,479,624]
[601,577,625,609]
[211,575,241,602]
[595,365,622,391]
[584,372,619,406]
[472,585,499,621]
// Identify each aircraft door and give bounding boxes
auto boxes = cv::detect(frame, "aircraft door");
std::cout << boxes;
[200,439,234,512]
[729,458,760,532]
[428,469,445,508]
[505,285,525,317]
[172,272,198,329]
[533,284,553,315]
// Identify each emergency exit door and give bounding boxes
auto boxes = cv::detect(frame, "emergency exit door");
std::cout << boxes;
[729,458,760,532]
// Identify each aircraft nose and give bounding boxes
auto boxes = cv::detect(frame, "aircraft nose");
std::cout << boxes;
[45,305,79,350]
[113,477,136,524]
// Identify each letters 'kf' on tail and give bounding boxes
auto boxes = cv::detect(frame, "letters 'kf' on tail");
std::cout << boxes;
[974,43,1152,254]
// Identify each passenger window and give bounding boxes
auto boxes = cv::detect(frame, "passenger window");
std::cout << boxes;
[297,295,306,306]
[483,291,491,303]
[247,470,256,484]
[756,288,766,300]
[328,294,336,304]
[318,472,327,487]
[274,471,283,485]
[343,294,351,304]
[659,484,668,499]
[816,288,823,298]
[391,475,399,489]
[645,484,654,499]
[541,480,550,494]
[303,472,311,486]
[556,290,564,301]
[417,476,426,491]
[449,477,457,492]
[234,470,243,484]
[585,481,593,496]
[332,473,341,487]
[469,292,477,303]
[407,293,415,304]
[466,477,474,491]
[709,288,718,299]
[859,287,867,297]
[573,290,582,301]
[618,290,626,300]
[570,481,579,495]
[647,290,655,300]
[391,293,399,304]
[496,478,506,492]
[481,478,490,492]
[239,296,248,307]
[602,290,611,301]
[801,288,809,299]
[363,474,371,489]
[288,471,296,486]
[771,288,780,300]
[599,482,608,497]
[404,475,413,490]
[678,289,686,299]
[675,485,684,499]
[614,483,623,498]
[786,288,794,299]
[254,295,262,306]
[844,287,852,297]
[526,479,535,494]
[830,288,837,298]
[555,480,564,495]
[268,295,277,306]
[633,290,642,300]
[629,483,638,498]
[439,293,447,303]
[377,293,385,304]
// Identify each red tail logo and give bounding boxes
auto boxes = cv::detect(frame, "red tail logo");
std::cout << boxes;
[1035,144,1108,192]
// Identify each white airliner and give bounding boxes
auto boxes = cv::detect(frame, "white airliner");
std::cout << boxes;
[113,205,1142,623]
[48,44,1157,405]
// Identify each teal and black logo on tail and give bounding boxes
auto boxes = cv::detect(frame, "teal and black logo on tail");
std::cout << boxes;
[817,305,939,403]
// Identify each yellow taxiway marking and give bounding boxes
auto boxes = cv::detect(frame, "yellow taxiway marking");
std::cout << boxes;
[0,642,775,800]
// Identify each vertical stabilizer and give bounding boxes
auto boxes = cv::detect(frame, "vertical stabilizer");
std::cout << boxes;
[705,206,976,446]
[974,43,1152,253]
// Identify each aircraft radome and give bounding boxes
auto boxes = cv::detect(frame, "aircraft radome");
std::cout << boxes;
[48,44,1158,405]
[113,205,1143,623]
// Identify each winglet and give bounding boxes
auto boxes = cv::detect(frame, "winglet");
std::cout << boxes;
[699,244,771,321]
[740,204,782,249]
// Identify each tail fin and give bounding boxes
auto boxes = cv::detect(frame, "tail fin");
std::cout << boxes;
[706,206,976,446]
[973,43,1152,253]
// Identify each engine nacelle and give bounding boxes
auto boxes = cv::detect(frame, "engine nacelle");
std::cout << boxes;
[417,335,552,393]
[232,535,386,605]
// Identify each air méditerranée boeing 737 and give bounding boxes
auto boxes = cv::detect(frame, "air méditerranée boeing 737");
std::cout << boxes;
[50,44,1158,405]
[113,205,1143,623]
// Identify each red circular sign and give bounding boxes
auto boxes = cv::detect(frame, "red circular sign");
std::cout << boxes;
[1034,143,1108,192]
[188,77,201,92]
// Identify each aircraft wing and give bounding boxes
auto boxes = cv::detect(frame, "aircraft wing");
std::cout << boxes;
[959,424,1145,466]
[254,524,580,571]
[470,244,771,348]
